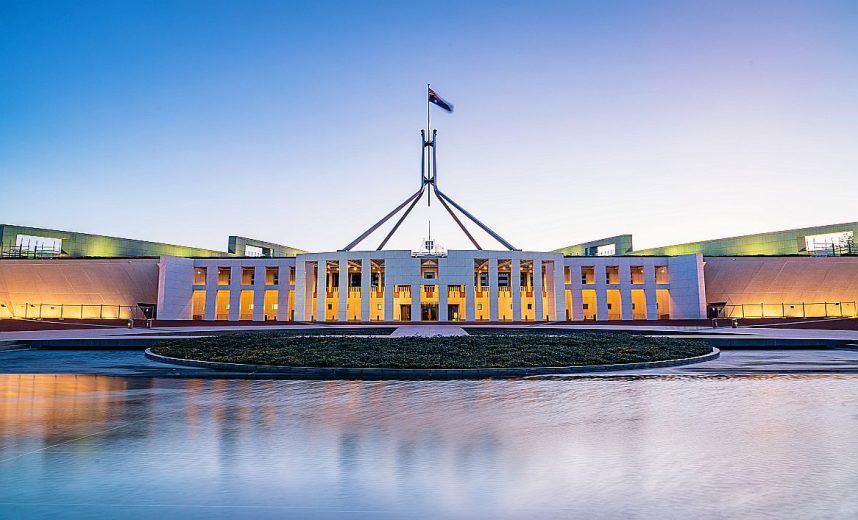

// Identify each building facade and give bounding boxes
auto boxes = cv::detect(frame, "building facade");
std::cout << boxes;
[0,223,856,322]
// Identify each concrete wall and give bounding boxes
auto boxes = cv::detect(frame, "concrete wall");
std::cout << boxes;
[0,258,159,318]
[703,256,858,306]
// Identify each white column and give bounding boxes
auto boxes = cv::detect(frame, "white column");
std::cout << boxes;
[551,261,565,321]
[595,265,609,321]
[277,274,290,322]
[511,258,522,321]
[276,264,291,321]
[411,284,421,321]
[571,264,584,321]
[253,265,265,321]
[620,263,633,320]
[384,273,394,321]
[337,258,348,322]
[316,260,327,322]
[360,258,371,322]
[293,261,306,321]
[542,261,555,321]
[465,276,475,321]
[533,258,544,321]
[228,275,240,322]
[488,258,499,321]
[644,264,658,320]
[204,265,217,320]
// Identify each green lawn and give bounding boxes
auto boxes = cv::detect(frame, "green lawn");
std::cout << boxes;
[151,331,711,369]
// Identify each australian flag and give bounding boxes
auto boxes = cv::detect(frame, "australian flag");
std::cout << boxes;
[428,87,453,113]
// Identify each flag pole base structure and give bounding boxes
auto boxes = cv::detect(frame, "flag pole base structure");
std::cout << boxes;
[341,130,518,252]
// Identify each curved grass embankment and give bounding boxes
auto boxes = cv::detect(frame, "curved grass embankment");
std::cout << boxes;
[150,331,711,369]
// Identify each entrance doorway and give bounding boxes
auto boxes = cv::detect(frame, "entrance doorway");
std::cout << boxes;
[421,303,438,321]
[447,304,460,321]
[399,304,411,321]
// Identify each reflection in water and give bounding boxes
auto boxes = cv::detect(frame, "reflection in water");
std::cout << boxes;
[1,374,858,518]
[0,375,127,442]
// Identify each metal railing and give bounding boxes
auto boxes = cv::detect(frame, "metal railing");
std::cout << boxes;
[18,303,148,320]
[0,242,62,259]
[720,301,858,319]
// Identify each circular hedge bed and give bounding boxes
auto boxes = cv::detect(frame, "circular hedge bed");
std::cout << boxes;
[150,331,711,369]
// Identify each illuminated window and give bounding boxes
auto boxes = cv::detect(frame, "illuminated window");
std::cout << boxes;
[191,290,206,320]
[217,267,231,285]
[266,267,279,285]
[630,266,644,284]
[16,234,61,253]
[242,267,255,285]
[245,245,264,257]
[606,266,620,284]
[655,266,669,284]
[581,266,595,284]
[193,267,207,285]
[596,244,615,256]
[805,231,853,252]
[498,272,511,287]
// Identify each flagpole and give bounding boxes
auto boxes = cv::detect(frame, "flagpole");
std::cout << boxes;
[426,83,431,206]
[427,83,431,137]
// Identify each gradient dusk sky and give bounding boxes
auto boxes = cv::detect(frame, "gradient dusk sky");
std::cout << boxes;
[2,1,856,253]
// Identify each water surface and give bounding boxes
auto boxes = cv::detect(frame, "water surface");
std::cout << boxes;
[1,374,857,518]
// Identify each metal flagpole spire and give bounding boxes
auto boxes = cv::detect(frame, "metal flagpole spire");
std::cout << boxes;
[342,84,519,251]
[426,83,432,207]
[427,83,431,140]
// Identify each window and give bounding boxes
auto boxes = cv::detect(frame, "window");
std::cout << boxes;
[475,272,489,287]
[498,272,511,287]
[596,244,616,256]
[655,265,669,284]
[805,231,854,252]
[239,290,254,320]
[194,267,207,285]
[191,290,206,320]
[421,259,438,279]
[289,266,296,285]
[242,267,255,285]
[245,245,264,257]
[15,234,62,254]
[581,266,595,284]
[564,266,571,284]
[217,267,231,285]
[630,266,644,284]
[606,266,620,284]
[266,267,279,285]
[215,290,230,320]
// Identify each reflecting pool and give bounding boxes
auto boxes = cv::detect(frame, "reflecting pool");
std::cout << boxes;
[2,374,858,518]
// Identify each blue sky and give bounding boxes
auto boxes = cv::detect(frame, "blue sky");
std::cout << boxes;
[2,1,856,252]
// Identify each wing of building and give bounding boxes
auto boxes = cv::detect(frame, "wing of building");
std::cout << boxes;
[0,222,856,322]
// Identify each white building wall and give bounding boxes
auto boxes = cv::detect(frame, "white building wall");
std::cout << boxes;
[562,254,706,321]
[158,256,297,321]
[156,256,195,320]
[152,251,706,322]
